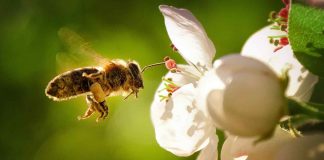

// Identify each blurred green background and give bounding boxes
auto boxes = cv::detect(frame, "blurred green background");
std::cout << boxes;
[0,0,288,160]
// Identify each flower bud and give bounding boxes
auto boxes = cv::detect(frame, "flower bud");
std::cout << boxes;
[198,55,286,137]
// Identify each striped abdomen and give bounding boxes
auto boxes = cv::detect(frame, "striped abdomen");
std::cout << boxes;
[45,67,99,101]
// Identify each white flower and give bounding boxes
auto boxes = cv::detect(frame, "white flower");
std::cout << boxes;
[241,25,319,101]
[151,5,287,158]
[151,5,216,157]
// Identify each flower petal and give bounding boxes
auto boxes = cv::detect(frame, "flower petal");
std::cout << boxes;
[221,135,250,160]
[267,46,319,101]
[159,5,215,68]
[241,25,318,101]
[241,25,285,64]
[196,135,219,160]
[222,127,292,160]
[151,65,198,126]
[275,134,324,160]
[151,83,215,156]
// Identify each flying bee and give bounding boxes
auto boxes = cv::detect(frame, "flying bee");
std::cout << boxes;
[45,28,164,122]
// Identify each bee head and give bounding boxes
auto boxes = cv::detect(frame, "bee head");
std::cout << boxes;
[127,61,144,89]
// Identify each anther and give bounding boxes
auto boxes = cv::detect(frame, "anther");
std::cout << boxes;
[164,56,170,61]
[280,24,287,31]
[170,68,177,73]
[274,40,279,46]
[165,58,177,70]
[170,44,178,52]
[269,38,274,44]
[279,37,289,46]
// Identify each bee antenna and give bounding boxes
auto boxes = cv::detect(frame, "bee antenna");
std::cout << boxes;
[141,62,165,73]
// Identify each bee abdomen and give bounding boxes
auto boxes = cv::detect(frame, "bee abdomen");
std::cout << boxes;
[45,68,99,101]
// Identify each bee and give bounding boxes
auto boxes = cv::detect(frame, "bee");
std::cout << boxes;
[45,28,164,122]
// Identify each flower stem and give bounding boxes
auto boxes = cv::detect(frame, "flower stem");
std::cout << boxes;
[268,35,287,38]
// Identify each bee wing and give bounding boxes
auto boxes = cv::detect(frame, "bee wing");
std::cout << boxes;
[56,27,110,72]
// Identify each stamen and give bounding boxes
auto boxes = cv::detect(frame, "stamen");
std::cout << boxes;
[158,77,182,102]
[274,46,284,52]
[267,0,290,52]
[164,57,200,80]
[177,68,200,80]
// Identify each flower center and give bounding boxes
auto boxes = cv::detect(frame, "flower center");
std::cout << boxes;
[158,77,180,102]
[164,56,201,80]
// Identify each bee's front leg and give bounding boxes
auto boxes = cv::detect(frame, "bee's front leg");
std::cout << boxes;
[135,90,138,98]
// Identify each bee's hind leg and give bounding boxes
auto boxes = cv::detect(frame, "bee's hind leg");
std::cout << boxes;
[78,95,109,122]
[99,101,109,120]
[94,100,109,122]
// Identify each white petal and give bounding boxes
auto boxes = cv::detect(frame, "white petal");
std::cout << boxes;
[197,135,219,160]
[241,25,318,101]
[159,5,215,68]
[241,25,284,63]
[151,66,198,135]
[196,68,226,128]
[275,134,324,160]
[222,127,293,160]
[151,82,215,156]
[267,46,318,101]
[221,136,236,160]
[221,135,251,160]
[206,55,285,137]
[247,128,293,160]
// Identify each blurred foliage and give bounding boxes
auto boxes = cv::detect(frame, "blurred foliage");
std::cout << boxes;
[289,3,324,77]
[0,0,285,160]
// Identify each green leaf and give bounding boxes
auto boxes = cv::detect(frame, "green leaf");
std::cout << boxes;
[288,3,324,77]
[287,98,324,120]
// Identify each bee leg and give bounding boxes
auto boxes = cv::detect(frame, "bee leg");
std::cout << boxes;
[124,90,134,100]
[88,82,109,122]
[78,95,97,120]
[135,91,138,98]
[94,101,108,122]
[99,101,109,119]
